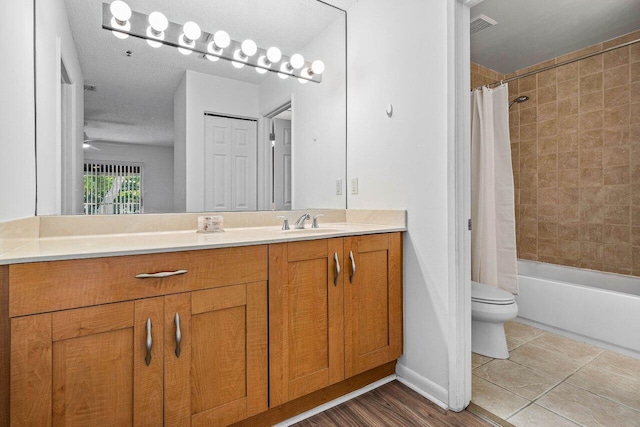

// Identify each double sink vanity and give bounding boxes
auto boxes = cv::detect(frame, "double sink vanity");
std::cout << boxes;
[0,209,405,426]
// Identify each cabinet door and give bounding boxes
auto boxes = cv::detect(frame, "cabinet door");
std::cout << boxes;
[269,239,344,407]
[10,299,164,426]
[164,283,268,427]
[344,233,403,378]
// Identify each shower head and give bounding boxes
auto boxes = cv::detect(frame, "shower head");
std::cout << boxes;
[509,95,529,109]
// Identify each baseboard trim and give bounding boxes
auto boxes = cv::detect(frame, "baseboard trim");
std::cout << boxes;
[395,363,449,409]
[274,375,397,426]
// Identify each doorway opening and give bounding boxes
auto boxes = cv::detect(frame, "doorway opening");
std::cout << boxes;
[265,101,292,211]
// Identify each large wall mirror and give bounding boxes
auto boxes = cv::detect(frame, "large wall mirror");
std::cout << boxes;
[36,0,347,215]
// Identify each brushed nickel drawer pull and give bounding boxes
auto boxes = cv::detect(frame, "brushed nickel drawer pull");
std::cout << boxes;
[145,318,152,366]
[334,252,341,286]
[174,313,182,358]
[135,269,188,279]
[349,250,356,283]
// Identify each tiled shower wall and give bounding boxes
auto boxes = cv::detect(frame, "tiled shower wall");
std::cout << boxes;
[473,31,640,276]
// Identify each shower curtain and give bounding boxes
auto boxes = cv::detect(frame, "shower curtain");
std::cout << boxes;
[471,85,518,294]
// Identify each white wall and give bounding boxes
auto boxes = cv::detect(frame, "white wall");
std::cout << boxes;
[259,16,346,210]
[174,70,259,212]
[35,0,84,215]
[0,1,36,222]
[347,0,456,404]
[86,142,174,214]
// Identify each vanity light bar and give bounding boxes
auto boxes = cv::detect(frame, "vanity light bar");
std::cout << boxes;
[102,2,324,84]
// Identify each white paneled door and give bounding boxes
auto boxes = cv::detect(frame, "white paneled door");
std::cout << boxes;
[204,115,258,211]
[274,118,292,211]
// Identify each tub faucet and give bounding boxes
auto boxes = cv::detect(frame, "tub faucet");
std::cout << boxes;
[294,213,311,229]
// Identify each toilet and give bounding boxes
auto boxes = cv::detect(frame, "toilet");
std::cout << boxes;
[471,281,518,359]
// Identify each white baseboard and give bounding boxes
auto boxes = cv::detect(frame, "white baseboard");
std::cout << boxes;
[395,363,449,409]
[273,375,397,426]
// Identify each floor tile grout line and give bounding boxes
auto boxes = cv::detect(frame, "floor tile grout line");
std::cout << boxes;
[564,379,640,415]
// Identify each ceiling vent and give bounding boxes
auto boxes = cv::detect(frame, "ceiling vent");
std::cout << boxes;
[84,84,97,92]
[470,14,497,35]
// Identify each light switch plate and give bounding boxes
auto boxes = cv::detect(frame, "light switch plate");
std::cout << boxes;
[336,179,342,195]
[351,177,358,195]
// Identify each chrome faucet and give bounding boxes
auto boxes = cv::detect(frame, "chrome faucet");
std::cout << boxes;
[276,215,290,230]
[294,213,311,229]
[312,214,324,228]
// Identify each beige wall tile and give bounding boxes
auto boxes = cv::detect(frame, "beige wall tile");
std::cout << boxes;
[539,188,558,204]
[604,104,630,128]
[580,55,603,76]
[558,152,579,170]
[538,102,558,121]
[558,205,579,222]
[604,205,631,224]
[538,239,558,256]
[538,205,557,222]
[580,204,604,223]
[580,149,603,168]
[580,111,604,130]
[603,146,630,167]
[558,78,579,99]
[538,69,557,87]
[604,47,629,69]
[558,239,580,259]
[631,61,640,83]
[558,114,580,134]
[539,171,558,188]
[538,86,557,104]
[579,186,605,205]
[603,126,630,146]
[604,86,630,108]
[520,106,537,125]
[631,43,640,63]
[580,241,604,262]
[538,136,557,154]
[580,224,603,242]
[559,187,580,204]
[558,223,580,240]
[580,73,603,93]
[558,134,579,152]
[521,123,538,140]
[558,98,579,117]
[558,169,579,187]
[604,184,631,205]
[579,168,603,186]
[579,129,604,148]
[603,224,631,244]
[539,119,558,137]
[604,64,630,89]
[519,75,537,92]
[557,62,579,82]
[604,243,632,268]
[604,165,631,185]
[579,92,603,113]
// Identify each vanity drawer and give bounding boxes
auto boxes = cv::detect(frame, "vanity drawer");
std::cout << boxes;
[8,245,267,317]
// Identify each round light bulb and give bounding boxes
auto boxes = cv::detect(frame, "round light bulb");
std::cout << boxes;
[256,55,270,73]
[206,42,221,61]
[290,53,304,69]
[110,17,130,39]
[146,26,163,48]
[148,11,168,33]
[232,49,246,68]
[110,1,131,23]
[266,47,282,63]
[298,67,312,83]
[183,21,201,42]
[213,30,231,49]
[241,39,257,57]
[178,35,194,55]
[278,62,290,79]
[311,60,325,75]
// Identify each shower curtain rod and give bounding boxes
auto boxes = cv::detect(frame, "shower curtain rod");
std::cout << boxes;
[473,37,640,91]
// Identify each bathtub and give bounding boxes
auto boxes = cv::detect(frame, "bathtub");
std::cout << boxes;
[516,260,640,357]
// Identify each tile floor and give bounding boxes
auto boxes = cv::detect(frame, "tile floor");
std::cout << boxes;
[471,321,640,427]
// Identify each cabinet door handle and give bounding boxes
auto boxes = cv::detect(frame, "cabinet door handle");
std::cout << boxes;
[349,250,356,283]
[174,313,182,358]
[135,269,188,279]
[334,252,341,286]
[145,318,152,366]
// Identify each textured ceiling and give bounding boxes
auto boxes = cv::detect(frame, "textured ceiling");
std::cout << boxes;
[471,0,640,74]
[61,0,345,146]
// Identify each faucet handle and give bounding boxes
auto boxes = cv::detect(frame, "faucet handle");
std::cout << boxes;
[312,214,324,228]
[276,215,290,230]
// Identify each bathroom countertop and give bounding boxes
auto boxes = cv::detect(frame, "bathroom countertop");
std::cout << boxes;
[0,211,406,265]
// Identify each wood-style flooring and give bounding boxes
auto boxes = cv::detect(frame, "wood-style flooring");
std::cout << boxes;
[292,380,493,427]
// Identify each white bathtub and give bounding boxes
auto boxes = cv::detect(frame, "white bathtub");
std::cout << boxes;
[516,260,640,357]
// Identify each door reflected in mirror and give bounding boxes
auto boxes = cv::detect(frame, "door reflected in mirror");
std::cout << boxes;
[35,0,346,215]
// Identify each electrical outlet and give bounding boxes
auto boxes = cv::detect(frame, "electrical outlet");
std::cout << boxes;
[336,179,342,195]
[351,177,358,195]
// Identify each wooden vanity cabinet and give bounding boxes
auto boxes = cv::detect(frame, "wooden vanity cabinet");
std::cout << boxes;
[7,246,268,427]
[268,233,402,407]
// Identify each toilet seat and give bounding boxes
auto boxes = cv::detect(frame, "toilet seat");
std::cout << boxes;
[472,281,515,305]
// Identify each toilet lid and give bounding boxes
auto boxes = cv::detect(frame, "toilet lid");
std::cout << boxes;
[471,281,516,305]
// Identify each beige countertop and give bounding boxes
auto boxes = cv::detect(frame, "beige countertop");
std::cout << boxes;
[0,210,406,265]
